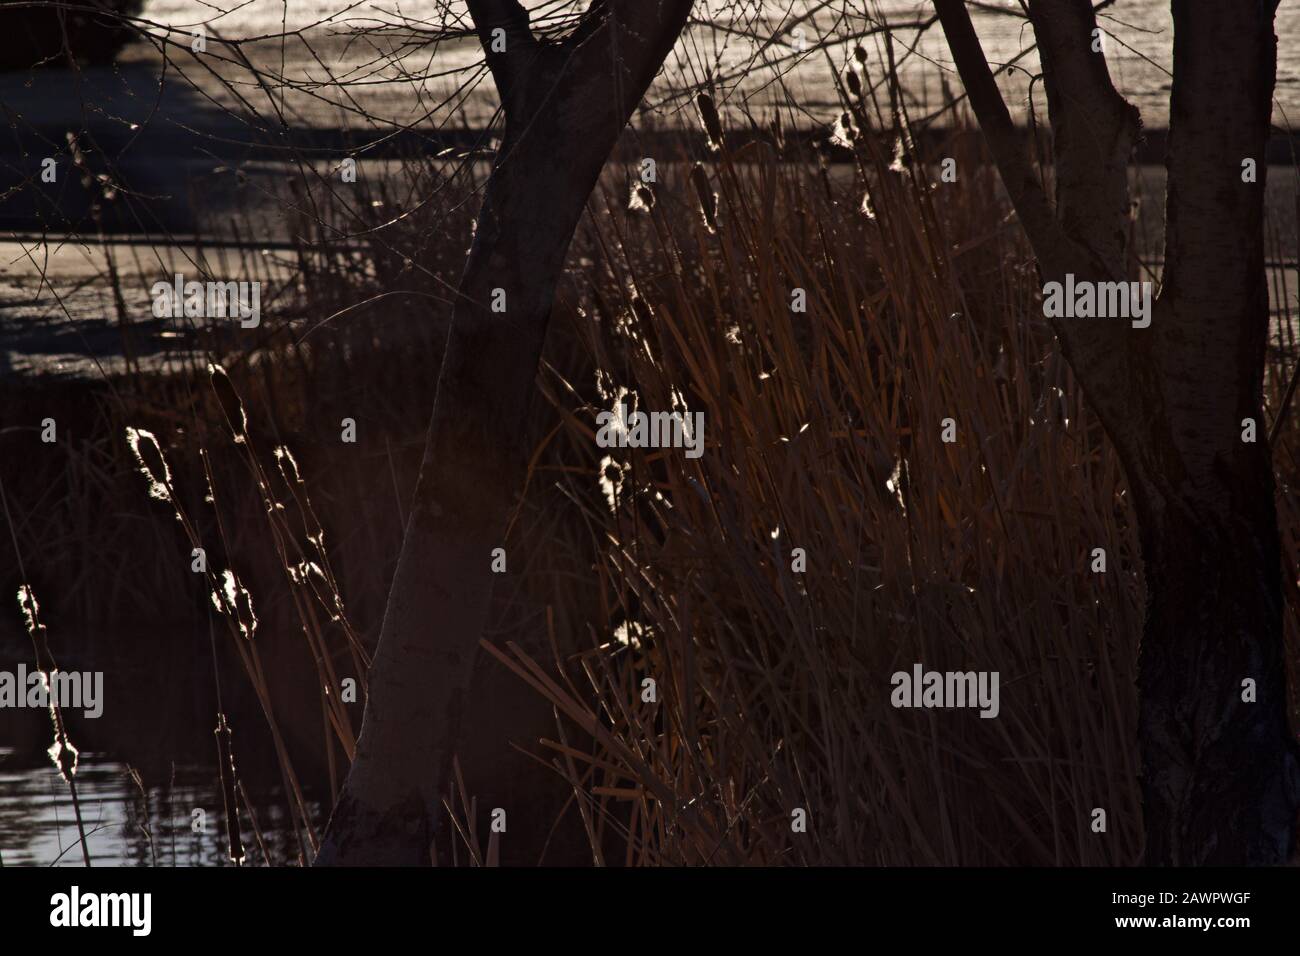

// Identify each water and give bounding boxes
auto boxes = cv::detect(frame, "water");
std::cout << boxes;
[0,748,314,866]
[128,0,1300,129]
[0,618,329,867]
[5,1,1299,385]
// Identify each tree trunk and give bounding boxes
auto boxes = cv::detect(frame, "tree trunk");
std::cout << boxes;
[1130,0,1297,864]
[935,0,1298,863]
[315,0,693,866]
[1133,461,1294,863]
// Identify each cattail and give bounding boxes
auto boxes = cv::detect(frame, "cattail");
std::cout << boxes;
[629,182,656,213]
[209,363,247,440]
[613,621,647,649]
[889,128,915,174]
[274,445,303,485]
[691,163,718,233]
[696,92,723,152]
[598,455,629,514]
[17,584,40,634]
[213,713,246,866]
[860,189,877,221]
[17,584,86,863]
[213,568,258,640]
[845,68,862,99]
[631,293,655,327]
[840,112,856,142]
[125,427,173,501]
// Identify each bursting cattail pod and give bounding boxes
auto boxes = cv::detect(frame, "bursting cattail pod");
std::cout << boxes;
[629,182,656,213]
[17,584,40,634]
[213,568,258,640]
[274,445,303,486]
[696,91,723,152]
[125,427,173,501]
[209,363,248,440]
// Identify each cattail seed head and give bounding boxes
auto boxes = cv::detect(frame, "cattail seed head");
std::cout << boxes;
[125,427,173,501]
[696,92,723,151]
[209,363,247,439]
[17,584,40,634]
[845,68,862,98]
[691,163,718,233]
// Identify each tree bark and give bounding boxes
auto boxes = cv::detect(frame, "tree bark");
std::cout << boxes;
[934,0,1298,863]
[1132,0,1296,865]
[315,0,694,866]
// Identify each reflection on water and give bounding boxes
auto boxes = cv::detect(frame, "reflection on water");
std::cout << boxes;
[0,748,319,866]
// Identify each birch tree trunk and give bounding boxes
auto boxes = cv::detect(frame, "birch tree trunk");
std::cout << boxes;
[316,0,694,866]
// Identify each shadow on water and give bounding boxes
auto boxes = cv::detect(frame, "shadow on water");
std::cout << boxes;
[0,61,259,233]
[0,0,142,72]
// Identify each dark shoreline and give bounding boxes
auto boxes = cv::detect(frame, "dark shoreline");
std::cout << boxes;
[5,120,1300,164]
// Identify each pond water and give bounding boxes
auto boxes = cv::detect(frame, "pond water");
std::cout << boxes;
[131,0,1300,129]
[0,620,330,867]
[0,748,317,867]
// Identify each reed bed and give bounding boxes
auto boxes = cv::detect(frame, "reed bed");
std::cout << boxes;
[3,80,1299,865]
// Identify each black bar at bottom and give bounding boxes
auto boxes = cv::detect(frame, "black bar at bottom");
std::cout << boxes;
[0,865,1291,942]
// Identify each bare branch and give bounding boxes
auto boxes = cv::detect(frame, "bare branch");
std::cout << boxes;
[931,0,1064,270]
[1026,0,1139,272]
[466,0,541,114]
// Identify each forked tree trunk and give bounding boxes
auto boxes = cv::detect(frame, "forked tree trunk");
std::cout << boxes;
[935,0,1298,863]
[316,0,694,866]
